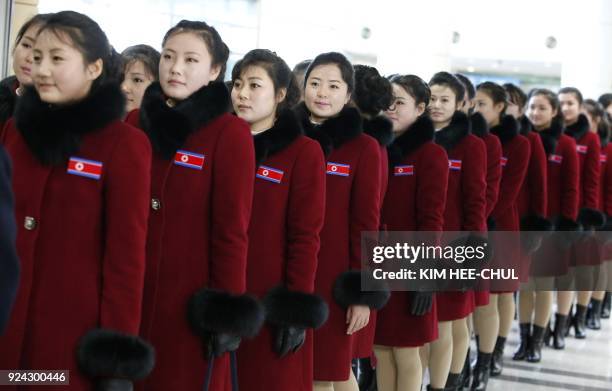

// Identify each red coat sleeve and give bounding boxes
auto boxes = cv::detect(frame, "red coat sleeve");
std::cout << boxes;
[605,147,612,216]
[285,140,326,293]
[529,133,548,217]
[485,135,503,217]
[349,138,382,270]
[462,137,487,231]
[581,135,601,209]
[124,109,140,128]
[209,117,255,294]
[492,137,530,221]
[417,144,448,231]
[100,125,152,334]
[561,137,580,220]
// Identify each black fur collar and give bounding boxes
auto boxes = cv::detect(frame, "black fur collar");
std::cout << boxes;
[254,109,303,166]
[295,102,363,156]
[598,125,609,148]
[387,114,435,166]
[15,83,125,165]
[0,76,18,125]
[536,118,564,156]
[140,81,229,159]
[434,111,470,151]
[470,112,489,138]
[518,115,532,136]
[564,114,590,141]
[363,115,393,147]
[490,115,519,145]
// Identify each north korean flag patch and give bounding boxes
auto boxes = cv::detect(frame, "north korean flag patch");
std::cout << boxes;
[394,165,414,176]
[601,154,607,164]
[256,165,284,183]
[576,145,588,154]
[501,157,508,167]
[174,150,205,170]
[549,154,563,164]
[448,159,462,171]
[327,162,350,176]
[67,157,103,180]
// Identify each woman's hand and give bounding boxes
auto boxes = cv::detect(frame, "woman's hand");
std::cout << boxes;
[346,305,370,335]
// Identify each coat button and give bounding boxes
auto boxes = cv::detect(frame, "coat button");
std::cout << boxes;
[151,198,161,211]
[24,216,37,230]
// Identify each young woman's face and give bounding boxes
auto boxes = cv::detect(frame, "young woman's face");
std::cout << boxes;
[527,94,557,130]
[385,83,424,133]
[429,84,457,129]
[559,92,581,125]
[159,32,221,101]
[32,30,101,105]
[121,60,155,112]
[304,63,350,122]
[12,23,42,86]
[474,90,504,127]
[584,110,599,133]
[232,65,284,133]
[505,100,523,119]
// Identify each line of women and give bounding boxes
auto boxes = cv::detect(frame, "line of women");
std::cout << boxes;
[1,10,611,391]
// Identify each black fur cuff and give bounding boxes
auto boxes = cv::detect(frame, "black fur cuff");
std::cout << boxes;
[577,208,606,230]
[188,289,265,337]
[264,286,329,329]
[597,215,612,231]
[333,270,390,310]
[554,216,582,231]
[77,329,155,380]
[520,214,554,232]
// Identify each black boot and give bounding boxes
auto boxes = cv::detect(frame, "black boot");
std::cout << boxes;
[564,304,573,337]
[351,358,359,382]
[512,323,530,361]
[543,320,553,347]
[526,325,545,363]
[470,351,492,391]
[602,292,611,319]
[573,304,587,339]
[445,373,461,391]
[552,313,568,350]
[586,299,602,330]
[356,357,376,391]
[461,347,472,389]
[490,336,506,377]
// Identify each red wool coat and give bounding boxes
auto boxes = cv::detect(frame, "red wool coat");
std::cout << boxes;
[352,115,393,359]
[0,85,152,390]
[489,116,530,290]
[531,122,580,277]
[236,110,327,391]
[599,142,612,261]
[516,120,549,282]
[0,76,18,140]
[297,104,384,381]
[471,113,502,305]
[375,115,448,347]
[434,112,487,321]
[129,82,260,391]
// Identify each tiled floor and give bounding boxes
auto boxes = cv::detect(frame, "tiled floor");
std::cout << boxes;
[484,315,612,391]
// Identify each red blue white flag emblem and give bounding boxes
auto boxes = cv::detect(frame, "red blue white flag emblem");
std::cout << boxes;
[327,162,350,176]
[256,165,284,183]
[549,154,563,164]
[394,165,414,176]
[174,150,205,170]
[501,157,508,167]
[448,159,462,171]
[601,154,607,164]
[576,145,588,154]
[67,157,103,180]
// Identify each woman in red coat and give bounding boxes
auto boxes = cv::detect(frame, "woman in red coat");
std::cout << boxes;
[351,65,394,390]
[471,82,529,390]
[425,72,487,391]
[295,52,388,391]
[0,14,51,137]
[585,99,612,329]
[557,88,603,340]
[0,11,154,390]
[374,75,448,391]
[525,89,580,362]
[120,44,159,116]
[230,49,328,391]
[128,21,264,391]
